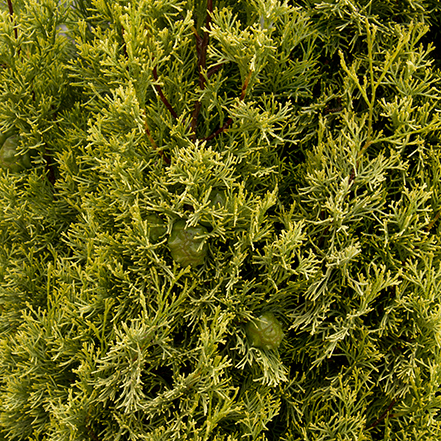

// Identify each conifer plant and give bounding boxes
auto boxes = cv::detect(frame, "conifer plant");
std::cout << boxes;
[1,0,441,439]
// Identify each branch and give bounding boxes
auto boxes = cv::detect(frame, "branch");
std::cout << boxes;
[348,140,371,186]
[152,65,178,120]
[120,23,128,59]
[239,70,252,101]
[7,0,18,41]
[207,63,224,79]
[426,209,441,232]
[143,110,170,165]
[190,0,214,136]
[203,116,233,142]
[203,69,252,142]
[366,398,397,430]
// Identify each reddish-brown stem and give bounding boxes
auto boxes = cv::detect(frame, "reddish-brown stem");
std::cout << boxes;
[426,209,440,232]
[120,24,128,59]
[203,70,252,142]
[7,0,18,41]
[190,0,214,138]
[240,70,252,100]
[204,117,233,142]
[207,63,224,79]
[152,65,178,119]
[196,0,213,80]
[366,398,397,429]
[143,110,170,165]
[324,106,343,115]
[190,101,202,134]
[7,0,13,16]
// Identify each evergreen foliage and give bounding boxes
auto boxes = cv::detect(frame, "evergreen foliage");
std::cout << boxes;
[1,0,441,439]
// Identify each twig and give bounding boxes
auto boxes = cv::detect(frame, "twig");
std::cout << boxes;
[239,70,252,101]
[120,24,128,59]
[203,69,252,142]
[426,209,440,232]
[7,0,18,41]
[85,415,100,441]
[203,116,233,142]
[143,110,170,165]
[152,65,178,119]
[348,140,371,185]
[207,63,224,79]
[190,0,214,136]
[190,101,202,134]
[366,398,397,429]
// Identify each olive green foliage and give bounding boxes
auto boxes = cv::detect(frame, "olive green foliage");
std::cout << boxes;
[1,0,441,439]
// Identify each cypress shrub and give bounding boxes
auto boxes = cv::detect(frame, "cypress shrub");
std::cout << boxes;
[1,0,441,439]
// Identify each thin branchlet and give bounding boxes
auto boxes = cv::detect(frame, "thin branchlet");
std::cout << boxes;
[203,69,252,141]
[2,2,441,440]
[143,109,170,164]
[150,0,250,146]
[7,0,18,42]
[152,65,178,119]
[190,0,214,136]
[366,399,398,429]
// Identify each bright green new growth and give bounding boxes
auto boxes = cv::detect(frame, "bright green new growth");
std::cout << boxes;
[246,312,284,350]
[1,0,441,440]
[168,219,208,266]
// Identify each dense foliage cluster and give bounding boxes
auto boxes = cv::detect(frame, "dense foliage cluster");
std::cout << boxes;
[1,0,441,439]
